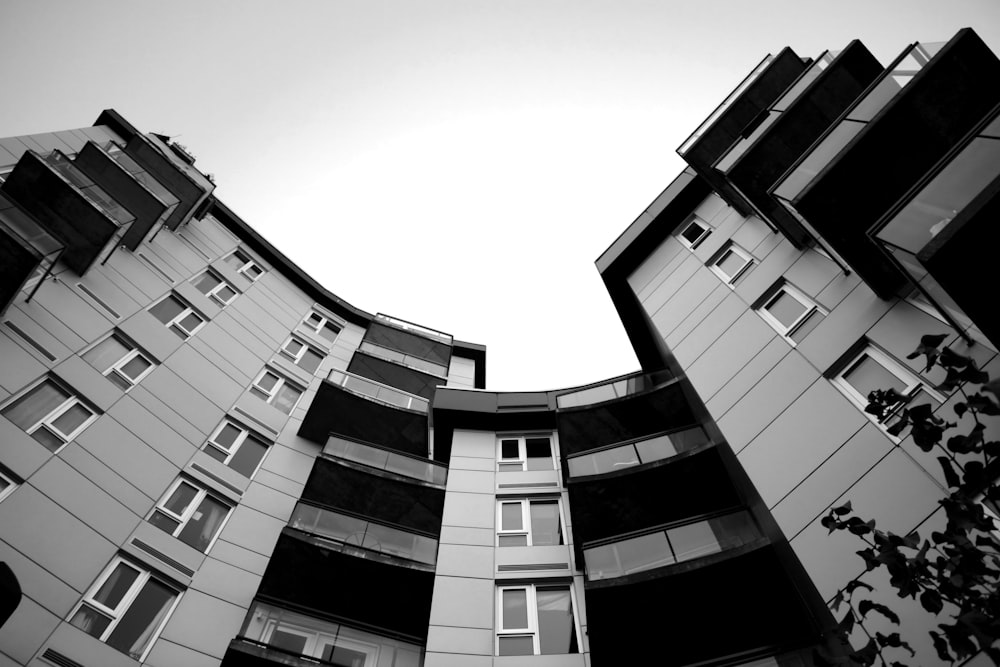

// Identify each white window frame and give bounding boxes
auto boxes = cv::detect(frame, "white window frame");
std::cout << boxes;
[496,498,565,547]
[250,368,303,414]
[69,556,181,662]
[150,478,232,553]
[496,434,555,472]
[832,344,944,429]
[678,216,711,249]
[2,379,97,451]
[0,468,17,503]
[495,583,580,657]
[150,295,205,339]
[193,270,238,306]
[302,310,342,342]
[709,243,754,285]
[279,336,326,372]
[756,283,828,345]
[226,249,264,281]
[85,334,156,390]
[204,419,271,478]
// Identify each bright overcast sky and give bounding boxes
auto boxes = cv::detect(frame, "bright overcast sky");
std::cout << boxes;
[2,1,999,390]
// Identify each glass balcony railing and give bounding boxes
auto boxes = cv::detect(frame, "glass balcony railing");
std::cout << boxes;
[375,313,453,345]
[583,511,762,581]
[567,426,710,478]
[103,142,181,221]
[555,369,675,409]
[238,602,424,667]
[325,434,447,486]
[358,341,449,377]
[678,54,775,156]
[773,41,946,204]
[715,51,838,174]
[43,151,135,228]
[326,368,429,413]
[0,198,64,302]
[289,502,438,566]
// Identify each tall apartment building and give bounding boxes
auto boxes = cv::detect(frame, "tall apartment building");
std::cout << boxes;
[0,113,830,667]
[600,26,1000,666]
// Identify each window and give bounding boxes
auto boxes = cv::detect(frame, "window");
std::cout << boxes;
[832,344,943,429]
[497,435,554,472]
[302,310,342,343]
[149,295,205,339]
[0,468,17,503]
[204,419,270,478]
[678,216,711,248]
[82,333,155,390]
[69,557,180,661]
[224,249,263,281]
[250,369,303,415]
[2,379,97,452]
[279,337,326,374]
[709,243,754,285]
[756,283,827,344]
[496,584,579,656]
[149,478,231,552]
[192,270,237,306]
[497,499,564,547]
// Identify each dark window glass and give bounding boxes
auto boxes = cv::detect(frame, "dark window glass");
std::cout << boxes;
[269,629,308,654]
[228,434,269,477]
[105,579,176,658]
[525,438,553,470]
[500,439,519,459]
[149,296,184,324]
[502,589,528,628]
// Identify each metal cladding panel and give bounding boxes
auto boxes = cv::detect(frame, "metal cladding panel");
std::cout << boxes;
[566,446,740,545]
[585,546,822,664]
[302,457,444,535]
[298,380,429,456]
[794,29,1000,296]
[258,533,436,640]
[556,381,695,456]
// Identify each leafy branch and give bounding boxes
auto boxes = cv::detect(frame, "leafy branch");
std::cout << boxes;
[817,334,1000,666]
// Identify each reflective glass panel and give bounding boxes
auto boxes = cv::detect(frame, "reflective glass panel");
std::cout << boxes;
[529,501,562,546]
[228,434,268,477]
[83,336,130,373]
[501,503,522,531]
[634,434,678,463]
[668,520,723,562]
[502,589,528,628]
[766,291,808,329]
[51,403,92,436]
[498,636,534,656]
[536,587,577,655]
[105,578,175,658]
[177,495,228,551]
[3,381,70,429]
[93,562,140,608]
[843,355,906,396]
[616,531,674,574]
[525,437,553,470]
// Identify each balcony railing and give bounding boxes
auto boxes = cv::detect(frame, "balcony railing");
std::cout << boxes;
[43,151,135,228]
[325,434,447,486]
[289,502,438,566]
[236,602,425,666]
[583,510,762,581]
[0,197,64,304]
[773,41,946,205]
[715,51,838,174]
[555,369,675,409]
[326,368,429,413]
[678,54,774,156]
[567,426,711,478]
[375,313,453,345]
[104,142,181,222]
[358,341,449,377]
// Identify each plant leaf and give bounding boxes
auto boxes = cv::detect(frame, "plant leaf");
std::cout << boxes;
[920,589,943,614]
[858,599,900,624]
[938,456,961,488]
[929,631,952,662]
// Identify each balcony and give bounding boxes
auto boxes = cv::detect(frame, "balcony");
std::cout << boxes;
[298,374,429,457]
[347,352,443,402]
[678,48,810,217]
[363,316,452,376]
[325,434,447,486]
[257,532,436,641]
[556,375,693,457]
[872,108,1000,347]
[566,425,710,478]
[1,150,135,274]
[770,29,1000,296]
[301,457,445,537]
[714,42,884,245]
[555,368,674,409]
[0,194,63,315]
[223,602,424,667]
[73,141,172,250]
[585,545,823,665]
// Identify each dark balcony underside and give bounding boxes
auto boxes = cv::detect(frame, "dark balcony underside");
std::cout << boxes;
[302,458,444,535]
[258,533,435,641]
[298,380,428,457]
[585,545,822,665]
[556,381,695,456]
